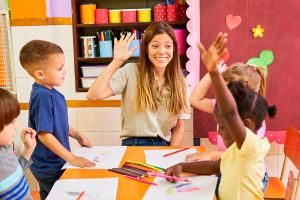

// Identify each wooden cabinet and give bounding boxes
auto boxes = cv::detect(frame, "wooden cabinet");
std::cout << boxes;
[71,0,189,92]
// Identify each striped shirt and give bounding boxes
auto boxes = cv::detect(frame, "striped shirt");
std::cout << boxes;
[0,145,32,200]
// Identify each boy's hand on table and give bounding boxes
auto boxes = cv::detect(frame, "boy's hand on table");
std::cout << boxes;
[185,152,212,162]
[20,127,37,150]
[165,164,183,183]
[69,157,96,168]
[77,133,93,148]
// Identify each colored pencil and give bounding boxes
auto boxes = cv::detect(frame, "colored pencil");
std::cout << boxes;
[135,161,164,171]
[143,163,166,171]
[125,162,155,171]
[122,166,151,177]
[136,161,166,171]
[110,29,115,40]
[109,169,140,178]
[148,172,191,182]
[126,160,165,171]
[124,175,157,186]
[123,164,152,173]
[101,32,104,41]
[106,30,109,40]
[76,191,84,200]
[163,147,190,157]
[120,167,146,177]
[125,161,153,169]
[114,168,145,178]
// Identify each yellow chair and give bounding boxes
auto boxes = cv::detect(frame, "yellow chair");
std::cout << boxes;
[264,126,300,200]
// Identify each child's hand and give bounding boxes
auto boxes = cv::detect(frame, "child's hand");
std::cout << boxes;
[185,152,212,162]
[198,33,228,72]
[69,157,96,168]
[113,33,138,62]
[217,60,228,74]
[20,127,37,150]
[77,133,93,148]
[165,164,183,183]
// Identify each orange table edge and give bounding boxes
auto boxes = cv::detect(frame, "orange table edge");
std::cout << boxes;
[60,146,217,200]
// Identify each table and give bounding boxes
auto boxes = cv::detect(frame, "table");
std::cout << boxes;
[60,146,216,200]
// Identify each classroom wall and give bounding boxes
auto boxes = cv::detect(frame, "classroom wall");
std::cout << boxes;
[194,0,300,137]
[10,0,47,19]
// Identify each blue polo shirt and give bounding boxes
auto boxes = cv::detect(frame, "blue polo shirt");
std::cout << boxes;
[29,82,70,179]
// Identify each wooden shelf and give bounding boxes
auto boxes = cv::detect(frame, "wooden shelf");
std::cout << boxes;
[78,88,89,92]
[77,55,188,62]
[76,20,188,28]
[72,0,189,92]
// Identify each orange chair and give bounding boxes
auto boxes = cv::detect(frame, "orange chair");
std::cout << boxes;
[285,171,296,200]
[264,126,300,200]
[30,191,40,200]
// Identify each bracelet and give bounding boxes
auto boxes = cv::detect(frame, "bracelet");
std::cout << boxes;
[76,131,79,140]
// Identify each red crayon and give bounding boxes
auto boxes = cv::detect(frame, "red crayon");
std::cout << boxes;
[163,147,190,157]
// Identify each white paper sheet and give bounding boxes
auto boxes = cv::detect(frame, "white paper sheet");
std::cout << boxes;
[47,178,119,200]
[144,148,197,169]
[142,175,218,200]
[62,146,127,169]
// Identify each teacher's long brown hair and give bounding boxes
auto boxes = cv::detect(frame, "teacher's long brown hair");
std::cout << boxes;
[134,22,189,115]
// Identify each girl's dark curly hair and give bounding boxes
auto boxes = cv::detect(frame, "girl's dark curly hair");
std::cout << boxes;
[227,80,277,131]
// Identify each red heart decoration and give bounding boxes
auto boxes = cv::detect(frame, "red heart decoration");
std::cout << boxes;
[221,50,230,63]
[226,14,241,30]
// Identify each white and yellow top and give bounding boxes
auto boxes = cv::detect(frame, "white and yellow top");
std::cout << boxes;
[109,63,190,141]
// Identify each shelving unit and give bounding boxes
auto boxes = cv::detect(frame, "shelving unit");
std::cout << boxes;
[71,0,189,92]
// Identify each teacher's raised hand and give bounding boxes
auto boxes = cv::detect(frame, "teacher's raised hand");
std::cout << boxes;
[113,33,138,62]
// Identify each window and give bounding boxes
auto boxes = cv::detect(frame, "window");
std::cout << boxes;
[0,10,16,93]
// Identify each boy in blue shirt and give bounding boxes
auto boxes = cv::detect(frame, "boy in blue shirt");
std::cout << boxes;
[20,40,96,200]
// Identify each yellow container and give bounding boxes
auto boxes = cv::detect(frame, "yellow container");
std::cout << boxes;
[109,9,122,23]
[80,3,96,24]
[137,8,151,22]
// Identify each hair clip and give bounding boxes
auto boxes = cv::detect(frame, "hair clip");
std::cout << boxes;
[249,64,257,70]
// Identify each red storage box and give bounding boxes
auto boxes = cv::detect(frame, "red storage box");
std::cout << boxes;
[95,9,108,23]
[122,9,137,22]
[167,5,178,21]
[154,4,167,21]
[178,4,187,20]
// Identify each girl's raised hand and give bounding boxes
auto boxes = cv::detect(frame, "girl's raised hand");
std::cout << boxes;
[217,60,228,74]
[113,33,138,62]
[197,33,228,72]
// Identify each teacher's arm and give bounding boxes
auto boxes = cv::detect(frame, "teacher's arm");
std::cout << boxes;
[170,119,185,146]
[86,33,138,101]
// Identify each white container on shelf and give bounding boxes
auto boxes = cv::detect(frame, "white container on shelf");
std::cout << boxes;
[81,77,96,88]
[81,65,107,77]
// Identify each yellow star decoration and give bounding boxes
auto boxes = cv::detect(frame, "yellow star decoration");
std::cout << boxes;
[252,25,265,38]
